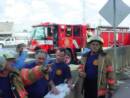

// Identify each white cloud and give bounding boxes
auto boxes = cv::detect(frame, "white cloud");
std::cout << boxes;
[5,0,30,22]
[123,0,130,6]
[0,0,130,31]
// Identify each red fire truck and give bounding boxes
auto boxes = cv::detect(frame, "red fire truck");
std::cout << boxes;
[29,22,130,53]
[29,22,87,53]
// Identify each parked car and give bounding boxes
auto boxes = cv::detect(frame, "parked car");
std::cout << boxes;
[0,37,28,48]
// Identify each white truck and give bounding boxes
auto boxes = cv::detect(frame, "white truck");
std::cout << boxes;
[0,37,28,48]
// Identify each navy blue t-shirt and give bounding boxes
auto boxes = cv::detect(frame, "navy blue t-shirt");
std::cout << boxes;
[0,76,14,98]
[25,78,49,98]
[85,53,98,79]
[24,61,49,98]
[50,62,71,85]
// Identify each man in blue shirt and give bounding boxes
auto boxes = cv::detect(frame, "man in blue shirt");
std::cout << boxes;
[13,43,28,69]
[24,51,50,98]
[49,48,72,94]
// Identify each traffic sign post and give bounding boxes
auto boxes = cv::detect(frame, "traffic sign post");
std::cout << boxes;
[113,0,117,72]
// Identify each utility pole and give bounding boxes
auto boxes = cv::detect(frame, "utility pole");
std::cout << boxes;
[81,0,86,24]
[81,0,87,51]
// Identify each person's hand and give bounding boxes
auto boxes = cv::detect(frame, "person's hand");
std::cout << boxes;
[77,64,84,72]
[46,64,52,72]
[109,90,114,95]
[50,86,60,95]
[66,79,73,90]
[79,71,86,78]
[42,66,50,72]
[68,83,74,90]
[23,47,28,52]
[43,64,53,73]
[107,90,114,98]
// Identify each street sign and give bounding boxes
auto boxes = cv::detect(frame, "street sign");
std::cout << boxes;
[99,0,130,26]
[99,0,130,72]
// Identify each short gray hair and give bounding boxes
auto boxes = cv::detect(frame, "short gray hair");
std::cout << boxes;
[35,51,47,59]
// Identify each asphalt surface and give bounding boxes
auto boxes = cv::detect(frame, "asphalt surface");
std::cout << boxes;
[112,79,130,98]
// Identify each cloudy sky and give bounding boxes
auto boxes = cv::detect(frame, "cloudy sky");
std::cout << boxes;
[0,0,130,32]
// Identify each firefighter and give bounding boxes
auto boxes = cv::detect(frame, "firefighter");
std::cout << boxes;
[79,36,116,98]
[81,32,93,56]
[34,46,52,65]
[49,48,72,94]
[23,51,50,98]
[0,51,50,98]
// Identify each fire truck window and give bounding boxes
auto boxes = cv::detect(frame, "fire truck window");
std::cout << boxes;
[61,29,64,32]
[53,25,58,46]
[74,26,80,36]
[66,27,72,37]
[32,27,46,40]
[47,27,52,36]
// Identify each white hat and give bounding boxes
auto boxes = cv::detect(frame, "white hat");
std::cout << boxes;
[0,51,17,71]
[87,35,104,44]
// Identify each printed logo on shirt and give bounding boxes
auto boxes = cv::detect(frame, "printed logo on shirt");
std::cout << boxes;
[93,59,98,66]
[56,69,62,76]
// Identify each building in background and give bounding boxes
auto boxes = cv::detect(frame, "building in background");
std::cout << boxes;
[0,21,14,37]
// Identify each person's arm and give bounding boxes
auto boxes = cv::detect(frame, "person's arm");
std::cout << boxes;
[49,80,60,94]
[78,56,87,78]
[14,51,28,69]
[20,65,49,86]
[23,61,36,68]
[64,65,74,89]
[105,54,116,94]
